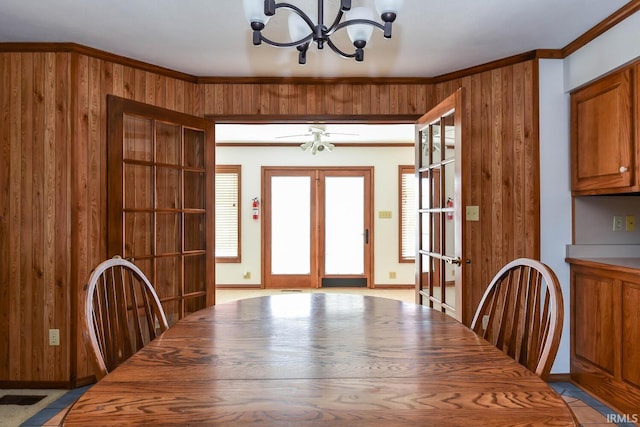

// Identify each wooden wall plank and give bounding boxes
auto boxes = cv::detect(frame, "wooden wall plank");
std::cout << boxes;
[54,52,71,382]
[524,61,539,258]
[43,51,60,381]
[501,66,514,263]
[0,54,11,379]
[9,53,23,381]
[20,52,35,380]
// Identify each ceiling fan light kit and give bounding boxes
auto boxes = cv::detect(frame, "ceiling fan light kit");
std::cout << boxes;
[242,0,404,64]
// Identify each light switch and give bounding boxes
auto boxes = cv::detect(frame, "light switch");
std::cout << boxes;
[466,206,479,221]
[378,211,392,219]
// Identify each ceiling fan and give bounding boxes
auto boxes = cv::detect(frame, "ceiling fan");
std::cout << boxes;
[277,125,356,155]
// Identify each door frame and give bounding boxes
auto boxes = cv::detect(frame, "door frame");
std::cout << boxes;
[262,166,374,289]
[415,89,464,321]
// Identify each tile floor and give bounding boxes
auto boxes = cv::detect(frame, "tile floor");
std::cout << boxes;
[16,382,636,426]
[550,382,638,426]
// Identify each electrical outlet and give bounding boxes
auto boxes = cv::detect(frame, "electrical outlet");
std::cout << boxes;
[243,271,251,279]
[627,215,636,232]
[49,329,60,346]
[613,215,624,231]
[389,271,396,279]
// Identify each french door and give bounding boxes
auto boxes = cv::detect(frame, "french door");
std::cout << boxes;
[107,95,215,325]
[415,89,464,321]
[263,167,373,289]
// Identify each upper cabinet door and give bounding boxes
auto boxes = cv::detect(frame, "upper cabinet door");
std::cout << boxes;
[571,68,634,194]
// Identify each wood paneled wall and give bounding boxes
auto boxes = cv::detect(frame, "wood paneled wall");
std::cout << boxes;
[0,46,539,385]
[201,82,432,116]
[431,62,539,323]
[0,51,200,386]
[1,52,73,384]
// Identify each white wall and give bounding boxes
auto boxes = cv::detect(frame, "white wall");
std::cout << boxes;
[539,59,572,373]
[215,144,415,287]
[539,10,640,374]
[565,12,640,91]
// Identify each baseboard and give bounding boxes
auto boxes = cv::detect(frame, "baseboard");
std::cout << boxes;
[216,284,415,289]
[0,380,71,389]
[546,373,572,382]
[216,285,263,289]
[372,284,414,289]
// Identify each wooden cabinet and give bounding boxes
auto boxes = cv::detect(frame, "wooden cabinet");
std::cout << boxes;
[570,68,634,195]
[569,260,640,414]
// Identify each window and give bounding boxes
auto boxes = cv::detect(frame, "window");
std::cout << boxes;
[399,165,416,262]
[215,165,241,262]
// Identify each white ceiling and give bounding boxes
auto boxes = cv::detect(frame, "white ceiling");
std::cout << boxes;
[0,0,630,79]
[215,123,415,144]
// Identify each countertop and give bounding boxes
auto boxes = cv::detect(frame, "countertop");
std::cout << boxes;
[566,244,640,272]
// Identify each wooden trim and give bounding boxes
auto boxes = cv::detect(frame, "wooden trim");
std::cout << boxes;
[0,380,73,389]
[562,0,640,56]
[215,142,413,148]
[546,373,572,382]
[214,164,242,264]
[197,76,435,85]
[431,50,560,84]
[209,115,421,124]
[398,165,416,263]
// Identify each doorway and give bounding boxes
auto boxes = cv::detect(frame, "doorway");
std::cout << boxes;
[262,167,373,289]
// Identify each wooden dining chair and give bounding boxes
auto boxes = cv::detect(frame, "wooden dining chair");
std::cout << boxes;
[470,258,564,380]
[83,256,169,379]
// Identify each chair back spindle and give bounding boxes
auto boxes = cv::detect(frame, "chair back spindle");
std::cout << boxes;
[83,256,168,379]
[470,258,564,380]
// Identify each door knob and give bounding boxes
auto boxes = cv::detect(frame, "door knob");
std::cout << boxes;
[620,166,628,173]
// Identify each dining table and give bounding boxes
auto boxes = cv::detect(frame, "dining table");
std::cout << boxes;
[63,293,577,426]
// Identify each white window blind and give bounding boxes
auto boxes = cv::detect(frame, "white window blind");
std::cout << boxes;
[215,166,240,261]
[400,167,417,261]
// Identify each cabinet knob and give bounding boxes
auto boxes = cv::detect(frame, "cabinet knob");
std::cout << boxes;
[620,166,628,173]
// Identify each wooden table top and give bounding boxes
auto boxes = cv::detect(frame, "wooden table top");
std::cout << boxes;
[64,293,576,426]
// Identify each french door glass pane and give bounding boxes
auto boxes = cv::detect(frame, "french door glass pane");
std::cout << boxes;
[271,176,311,275]
[325,176,364,275]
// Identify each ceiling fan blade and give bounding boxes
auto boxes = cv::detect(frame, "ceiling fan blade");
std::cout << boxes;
[324,132,358,137]
[276,133,313,139]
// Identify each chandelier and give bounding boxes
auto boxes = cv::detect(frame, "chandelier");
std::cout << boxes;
[242,0,404,64]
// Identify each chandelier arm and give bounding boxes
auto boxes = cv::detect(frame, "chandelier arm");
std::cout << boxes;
[272,2,316,28]
[325,38,358,59]
[331,19,385,36]
[261,2,318,47]
[325,9,345,34]
[259,33,314,48]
